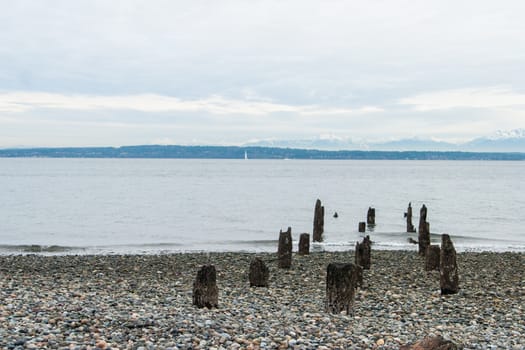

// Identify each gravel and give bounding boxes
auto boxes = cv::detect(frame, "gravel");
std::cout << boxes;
[0,250,523,349]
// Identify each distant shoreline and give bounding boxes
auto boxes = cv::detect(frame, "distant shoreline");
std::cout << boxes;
[1,145,524,160]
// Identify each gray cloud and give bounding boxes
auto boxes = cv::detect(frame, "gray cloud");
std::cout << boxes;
[1,0,525,146]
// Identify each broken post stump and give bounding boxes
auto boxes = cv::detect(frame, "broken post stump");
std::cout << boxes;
[249,257,269,287]
[298,233,310,255]
[325,263,359,314]
[358,222,366,232]
[425,245,441,271]
[192,265,219,309]
[419,222,431,256]
[313,199,324,242]
[355,235,371,270]
[367,207,375,225]
[418,204,430,256]
[440,234,459,295]
[405,202,416,232]
[355,263,364,288]
[278,227,292,268]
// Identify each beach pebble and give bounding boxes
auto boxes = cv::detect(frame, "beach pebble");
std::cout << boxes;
[0,251,523,349]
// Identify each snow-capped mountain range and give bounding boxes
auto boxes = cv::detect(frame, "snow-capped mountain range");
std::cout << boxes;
[243,129,525,152]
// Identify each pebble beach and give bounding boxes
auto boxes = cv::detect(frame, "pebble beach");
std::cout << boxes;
[0,250,523,350]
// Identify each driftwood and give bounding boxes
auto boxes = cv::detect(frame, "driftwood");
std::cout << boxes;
[278,227,293,268]
[298,233,310,255]
[440,234,459,294]
[313,199,324,242]
[405,202,416,232]
[249,257,269,287]
[418,204,430,256]
[192,265,219,309]
[325,263,360,314]
[425,245,441,271]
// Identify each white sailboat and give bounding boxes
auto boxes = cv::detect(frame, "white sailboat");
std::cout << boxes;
[244,151,248,160]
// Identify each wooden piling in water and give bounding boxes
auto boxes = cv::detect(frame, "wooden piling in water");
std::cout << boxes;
[418,204,430,256]
[313,199,324,242]
[405,202,416,232]
[367,207,375,225]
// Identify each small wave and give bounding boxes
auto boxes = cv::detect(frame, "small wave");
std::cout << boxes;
[218,239,278,245]
[0,244,84,254]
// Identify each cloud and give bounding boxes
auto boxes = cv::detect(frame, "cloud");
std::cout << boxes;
[399,87,525,111]
[0,92,382,116]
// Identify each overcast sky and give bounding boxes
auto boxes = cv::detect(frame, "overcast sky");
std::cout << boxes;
[1,0,524,147]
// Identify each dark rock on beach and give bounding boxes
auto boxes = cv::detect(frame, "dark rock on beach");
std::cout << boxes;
[400,335,459,350]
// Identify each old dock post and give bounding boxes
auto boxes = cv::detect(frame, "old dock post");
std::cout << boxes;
[405,202,416,232]
[355,235,371,270]
[278,227,293,268]
[298,233,310,255]
[313,199,324,242]
[249,257,269,287]
[192,265,219,309]
[418,204,430,256]
[440,234,459,294]
[325,263,360,314]
[367,207,376,225]
[425,245,441,271]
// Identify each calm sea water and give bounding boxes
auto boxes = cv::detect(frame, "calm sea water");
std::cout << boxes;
[0,158,524,254]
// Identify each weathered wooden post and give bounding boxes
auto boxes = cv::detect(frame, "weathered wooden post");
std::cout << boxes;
[325,263,359,314]
[405,202,416,232]
[440,234,459,295]
[418,204,430,256]
[249,257,269,287]
[355,264,364,289]
[358,222,366,232]
[425,245,441,271]
[278,227,292,268]
[313,199,324,242]
[367,207,375,225]
[355,235,371,270]
[298,233,310,255]
[192,265,219,309]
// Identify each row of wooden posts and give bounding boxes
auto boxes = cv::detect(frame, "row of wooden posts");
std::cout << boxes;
[193,200,459,313]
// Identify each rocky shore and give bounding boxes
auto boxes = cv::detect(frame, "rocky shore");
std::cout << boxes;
[0,251,523,349]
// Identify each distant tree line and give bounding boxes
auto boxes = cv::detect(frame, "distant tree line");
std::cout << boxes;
[0,145,524,160]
